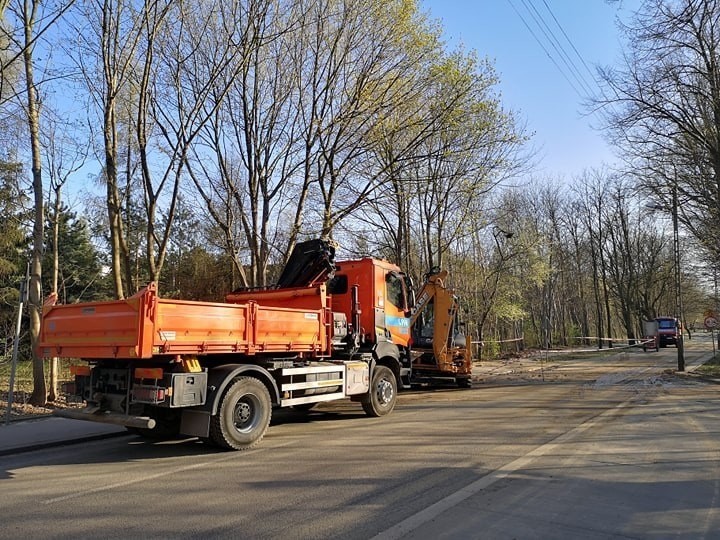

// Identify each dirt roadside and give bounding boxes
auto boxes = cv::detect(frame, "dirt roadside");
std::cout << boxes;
[0,391,83,422]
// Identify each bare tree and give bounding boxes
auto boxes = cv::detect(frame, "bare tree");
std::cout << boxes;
[42,115,87,401]
[409,52,527,270]
[560,198,592,343]
[575,170,614,347]
[0,0,73,106]
[297,0,448,246]
[598,0,720,264]
[13,0,45,405]
[70,0,148,298]
[189,0,449,286]
[135,0,243,287]
[189,0,301,288]
[329,4,441,274]
[603,178,643,342]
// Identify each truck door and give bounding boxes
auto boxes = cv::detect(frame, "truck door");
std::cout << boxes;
[384,271,411,347]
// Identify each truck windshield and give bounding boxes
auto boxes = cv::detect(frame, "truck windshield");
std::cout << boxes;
[657,320,675,329]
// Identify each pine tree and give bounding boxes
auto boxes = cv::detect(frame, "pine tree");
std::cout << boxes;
[0,160,29,356]
[43,205,112,304]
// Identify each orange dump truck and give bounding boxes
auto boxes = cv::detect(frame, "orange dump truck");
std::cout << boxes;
[39,240,429,450]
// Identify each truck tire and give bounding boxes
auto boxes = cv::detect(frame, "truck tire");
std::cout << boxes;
[456,377,472,389]
[209,377,272,451]
[362,365,397,417]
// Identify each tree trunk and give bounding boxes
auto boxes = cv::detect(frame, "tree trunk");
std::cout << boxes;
[48,186,61,402]
[23,0,46,406]
[102,61,125,299]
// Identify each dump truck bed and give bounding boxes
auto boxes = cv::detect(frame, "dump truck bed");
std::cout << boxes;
[39,283,330,360]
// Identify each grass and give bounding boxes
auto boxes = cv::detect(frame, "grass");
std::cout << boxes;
[0,357,77,395]
[696,354,720,378]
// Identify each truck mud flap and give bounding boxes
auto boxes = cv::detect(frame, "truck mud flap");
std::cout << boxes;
[180,409,211,438]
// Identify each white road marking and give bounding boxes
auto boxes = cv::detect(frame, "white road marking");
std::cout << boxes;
[373,399,633,540]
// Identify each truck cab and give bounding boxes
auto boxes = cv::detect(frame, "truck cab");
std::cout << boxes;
[655,316,680,347]
[330,258,413,385]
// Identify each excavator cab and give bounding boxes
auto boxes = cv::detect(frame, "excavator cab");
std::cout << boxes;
[408,268,472,387]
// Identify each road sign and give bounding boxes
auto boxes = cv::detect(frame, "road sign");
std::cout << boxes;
[704,316,718,330]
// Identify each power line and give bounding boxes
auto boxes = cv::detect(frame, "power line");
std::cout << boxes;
[523,0,596,97]
[507,0,603,102]
[535,0,621,124]
[540,0,598,86]
[506,0,585,99]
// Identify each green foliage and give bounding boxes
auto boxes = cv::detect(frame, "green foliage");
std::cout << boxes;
[494,298,526,323]
[0,161,27,278]
[0,161,29,347]
[480,339,500,360]
[159,196,235,299]
[43,205,113,303]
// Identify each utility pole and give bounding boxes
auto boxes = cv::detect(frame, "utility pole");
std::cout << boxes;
[672,184,685,371]
[5,263,29,424]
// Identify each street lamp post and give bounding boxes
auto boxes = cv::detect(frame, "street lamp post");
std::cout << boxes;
[672,184,685,371]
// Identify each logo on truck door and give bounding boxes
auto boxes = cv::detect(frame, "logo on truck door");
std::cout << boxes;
[385,315,410,335]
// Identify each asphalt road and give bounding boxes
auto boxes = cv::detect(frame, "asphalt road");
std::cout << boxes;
[1,338,719,539]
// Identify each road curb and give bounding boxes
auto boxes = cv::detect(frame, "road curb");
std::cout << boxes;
[2,413,54,424]
[0,430,130,458]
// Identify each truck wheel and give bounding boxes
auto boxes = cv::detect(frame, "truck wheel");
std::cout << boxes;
[210,377,272,451]
[456,377,472,389]
[362,365,397,417]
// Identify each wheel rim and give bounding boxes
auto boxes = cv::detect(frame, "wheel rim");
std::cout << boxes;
[376,377,394,405]
[232,393,262,433]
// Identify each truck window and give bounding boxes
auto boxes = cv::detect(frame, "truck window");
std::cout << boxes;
[385,272,407,310]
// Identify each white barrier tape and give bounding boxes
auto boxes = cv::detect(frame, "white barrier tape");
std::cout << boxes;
[470,337,524,345]
[533,337,655,344]
[470,337,655,348]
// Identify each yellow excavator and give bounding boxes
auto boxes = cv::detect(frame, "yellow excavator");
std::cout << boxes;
[409,268,473,388]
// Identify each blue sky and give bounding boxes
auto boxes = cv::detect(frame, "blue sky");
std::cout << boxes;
[420,0,641,180]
